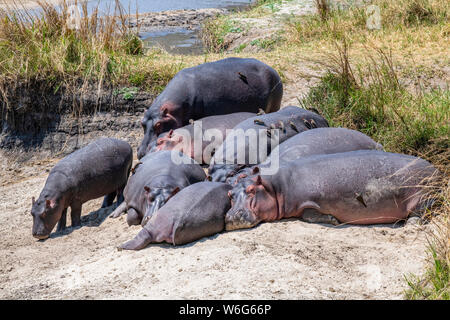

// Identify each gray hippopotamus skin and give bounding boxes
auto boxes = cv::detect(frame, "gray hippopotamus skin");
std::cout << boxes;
[137,57,283,159]
[227,127,384,185]
[153,112,256,165]
[225,150,437,230]
[118,182,232,250]
[110,151,206,226]
[31,138,133,239]
[208,106,329,182]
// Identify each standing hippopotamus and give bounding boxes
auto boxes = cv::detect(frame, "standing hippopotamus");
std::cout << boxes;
[118,182,232,250]
[225,150,437,230]
[110,151,206,226]
[153,112,256,164]
[31,138,133,239]
[137,57,283,159]
[208,106,329,182]
[227,127,384,185]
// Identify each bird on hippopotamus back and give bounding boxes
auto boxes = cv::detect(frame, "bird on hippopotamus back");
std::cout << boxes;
[30,138,133,240]
[110,150,206,227]
[225,150,438,231]
[227,127,384,185]
[137,57,283,159]
[152,112,257,165]
[208,106,329,182]
[118,182,232,250]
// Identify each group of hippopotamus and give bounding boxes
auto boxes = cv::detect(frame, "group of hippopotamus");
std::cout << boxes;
[30,57,437,250]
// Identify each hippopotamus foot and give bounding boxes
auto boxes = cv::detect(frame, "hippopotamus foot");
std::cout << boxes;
[301,209,340,226]
[117,228,152,251]
[101,191,117,208]
[126,208,142,226]
[56,208,67,232]
[70,203,82,227]
[110,202,127,218]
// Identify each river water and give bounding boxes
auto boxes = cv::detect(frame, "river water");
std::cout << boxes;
[86,0,253,13]
[85,0,254,54]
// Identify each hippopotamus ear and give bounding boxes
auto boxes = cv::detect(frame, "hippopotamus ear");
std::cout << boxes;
[255,175,263,185]
[45,199,56,209]
[144,186,151,195]
[252,167,260,175]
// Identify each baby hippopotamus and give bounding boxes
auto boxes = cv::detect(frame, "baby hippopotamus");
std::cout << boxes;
[153,112,256,164]
[110,151,206,226]
[226,150,437,230]
[118,182,232,250]
[31,138,133,239]
[137,57,283,159]
[208,106,329,182]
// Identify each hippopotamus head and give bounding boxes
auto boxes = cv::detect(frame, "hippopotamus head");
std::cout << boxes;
[154,129,189,153]
[208,164,248,183]
[30,196,62,239]
[225,174,278,230]
[141,179,181,226]
[137,101,181,159]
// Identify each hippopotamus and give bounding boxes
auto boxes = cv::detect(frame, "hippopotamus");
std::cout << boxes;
[31,138,133,239]
[110,151,206,226]
[227,127,384,185]
[137,57,283,159]
[225,150,437,230]
[153,112,256,164]
[208,106,329,182]
[118,182,232,250]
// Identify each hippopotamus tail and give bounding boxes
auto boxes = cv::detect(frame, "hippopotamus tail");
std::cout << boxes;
[110,202,127,219]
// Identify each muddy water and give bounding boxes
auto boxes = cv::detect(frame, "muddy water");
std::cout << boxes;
[88,0,253,13]
[140,28,204,55]
[84,0,253,55]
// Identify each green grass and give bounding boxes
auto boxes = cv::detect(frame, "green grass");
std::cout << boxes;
[406,241,450,299]
[0,0,182,112]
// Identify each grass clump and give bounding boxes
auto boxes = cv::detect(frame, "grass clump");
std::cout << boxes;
[0,0,183,114]
[302,40,449,154]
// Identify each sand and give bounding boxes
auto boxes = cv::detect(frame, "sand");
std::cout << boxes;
[0,153,429,299]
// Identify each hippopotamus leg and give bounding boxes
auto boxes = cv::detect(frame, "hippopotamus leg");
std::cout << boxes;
[101,191,117,208]
[126,208,142,226]
[56,208,68,232]
[70,202,82,227]
[118,228,152,251]
[301,209,340,226]
[116,184,126,206]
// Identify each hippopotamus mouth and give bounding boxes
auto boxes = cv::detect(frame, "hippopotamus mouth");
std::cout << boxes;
[224,208,259,231]
[33,233,50,240]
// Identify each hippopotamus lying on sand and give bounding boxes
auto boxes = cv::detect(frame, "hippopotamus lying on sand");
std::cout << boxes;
[137,57,283,159]
[208,106,329,182]
[110,151,206,226]
[227,127,383,185]
[153,112,256,164]
[118,182,232,250]
[226,150,437,230]
[31,138,133,239]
